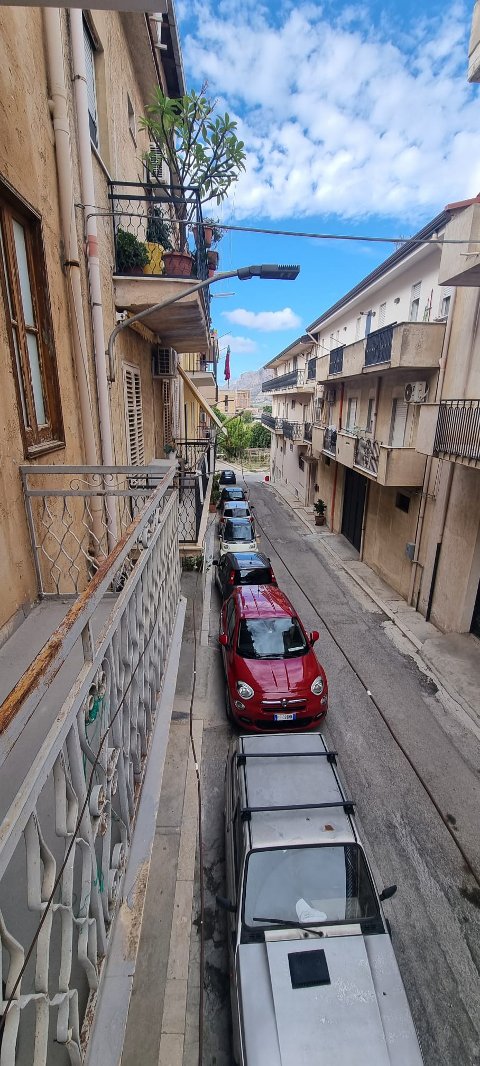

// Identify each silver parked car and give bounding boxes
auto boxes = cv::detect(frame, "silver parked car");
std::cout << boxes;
[218,732,424,1066]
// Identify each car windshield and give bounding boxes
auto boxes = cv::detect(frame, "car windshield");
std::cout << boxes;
[224,520,253,542]
[243,845,380,929]
[223,488,244,500]
[238,568,271,585]
[237,617,307,658]
[224,505,249,517]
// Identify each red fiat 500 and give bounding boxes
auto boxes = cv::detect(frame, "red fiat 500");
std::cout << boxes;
[219,586,328,731]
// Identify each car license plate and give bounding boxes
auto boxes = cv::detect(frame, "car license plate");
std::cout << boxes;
[274,712,296,721]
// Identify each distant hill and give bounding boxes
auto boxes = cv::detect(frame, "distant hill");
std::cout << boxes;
[229,367,270,401]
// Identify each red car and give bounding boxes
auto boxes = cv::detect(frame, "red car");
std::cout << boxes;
[218,585,328,731]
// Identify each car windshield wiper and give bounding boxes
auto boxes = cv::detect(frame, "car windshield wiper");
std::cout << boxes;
[252,916,325,936]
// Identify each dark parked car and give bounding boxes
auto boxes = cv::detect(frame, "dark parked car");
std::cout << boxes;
[218,486,247,507]
[219,468,236,485]
[214,551,276,601]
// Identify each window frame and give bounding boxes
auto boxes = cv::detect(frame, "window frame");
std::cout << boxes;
[0,184,64,456]
[123,362,145,466]
[83,17,99,149]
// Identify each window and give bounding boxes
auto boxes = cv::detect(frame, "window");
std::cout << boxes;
[395,493,410,513]
[162,379,172,445]
[127,93,136,144]
[355,316,362,340]
[83,20,99,148]
[439,290,452,319]
[0,186,63,453]
[389,399,408,448]
[409,282,421,322]
[366,397,374,433]
[378,302,386,328]
[123,364,144,464]
[237,616,307,660]
[345,397,357,431]
[299,456,305,471]
[293,356,298,370]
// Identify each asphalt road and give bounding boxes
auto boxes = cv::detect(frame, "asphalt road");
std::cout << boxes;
[198,475,480,1066]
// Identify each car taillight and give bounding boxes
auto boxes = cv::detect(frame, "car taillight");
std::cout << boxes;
[270,567,277,584]
[228,570,235,584]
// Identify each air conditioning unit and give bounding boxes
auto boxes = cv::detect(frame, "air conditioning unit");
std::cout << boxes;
[152,346,177,377]
[404,381,428,403]
[325,388,336,404]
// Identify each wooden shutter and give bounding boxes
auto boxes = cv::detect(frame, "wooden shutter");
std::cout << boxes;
[123,364,144,465]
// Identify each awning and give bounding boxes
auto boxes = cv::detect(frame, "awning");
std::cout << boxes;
[178,364,228,435]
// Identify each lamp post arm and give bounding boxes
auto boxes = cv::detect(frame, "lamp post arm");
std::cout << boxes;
[106,270,239,382]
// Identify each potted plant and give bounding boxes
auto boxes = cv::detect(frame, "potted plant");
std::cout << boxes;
[116,228,149,275]
[210,473,221,511]
[194,218,224,249]
[313,499,327,526]
[207,248,219,276]
[140,85,245,272]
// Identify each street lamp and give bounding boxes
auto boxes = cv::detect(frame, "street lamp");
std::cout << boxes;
[106,264,300,379]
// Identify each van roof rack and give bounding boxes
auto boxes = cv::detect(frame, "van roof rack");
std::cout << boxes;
[237,750,337,766]
[241,800,355,822]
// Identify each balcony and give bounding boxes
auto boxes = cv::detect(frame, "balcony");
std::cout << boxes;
[261,412,277,431]
[329,346,344,375]
[262,368,315,393]
[323,426,337,455]
[307,356,317,380]
[282,420,303,440]
[439,201,480,286]
[303,422,313,442]
[417,400,480,468]
[0,466,184,1065]
[318,322,446,382]
[109,181,211,352]
[353,437,425,486]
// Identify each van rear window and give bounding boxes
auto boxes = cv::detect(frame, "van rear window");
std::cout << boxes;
[238,568,271,585]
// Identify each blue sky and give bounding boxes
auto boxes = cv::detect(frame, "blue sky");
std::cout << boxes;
[176,0,480,381]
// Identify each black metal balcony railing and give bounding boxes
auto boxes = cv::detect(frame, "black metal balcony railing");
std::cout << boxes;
[304,422,313,442]
[261,412,277,430]
[434,399,480,465]
[329,346,344,375]
[365,324,394,367]
[262,369,299,392]
[307,356,317,380]
[354,436,380,476]
[175,439,213,472]
[323,427,337,454]
[282,420,303,440]
[108,180,209,282]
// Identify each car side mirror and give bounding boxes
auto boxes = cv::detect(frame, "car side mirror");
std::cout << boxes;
[379,884,397,902]
[309,630,319,645]
[216,895,236,913]
[219,633,229,647]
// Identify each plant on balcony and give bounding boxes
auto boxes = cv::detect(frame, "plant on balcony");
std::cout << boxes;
[116,228,149,275]
[140,85,245,272]
[313,499,327,526]
[143,209,173,275]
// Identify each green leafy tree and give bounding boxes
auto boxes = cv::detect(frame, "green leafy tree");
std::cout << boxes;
[262,404,272,414]
[224,418,249,459]
[249,421,272,448]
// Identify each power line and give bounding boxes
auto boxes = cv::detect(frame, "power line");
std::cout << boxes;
[206,222,470,246]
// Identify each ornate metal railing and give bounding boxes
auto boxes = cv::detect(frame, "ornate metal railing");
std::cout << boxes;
[329,346,344,375]
[307,356,317,380]
[20,465,174,598]
[108,180,209,282]
[303,422,313,442]
[354,435,380,476]
[0,474,181,1064]
[175,439,213,473]
[365,324,394,367]
[261,412,276,430]
[282,420,303,440]
[433,399,480,466]
[323,427,337,455]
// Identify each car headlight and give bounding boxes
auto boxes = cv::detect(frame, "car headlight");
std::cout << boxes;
[311,675,324,696]
[237,680,254,700]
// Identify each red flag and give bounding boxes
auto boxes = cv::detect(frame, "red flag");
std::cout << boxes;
[224,345,231,383]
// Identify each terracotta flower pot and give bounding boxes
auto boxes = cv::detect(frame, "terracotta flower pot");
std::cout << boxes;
[314,514,326,526]
[207,249,219,271]
[163,251,193,277]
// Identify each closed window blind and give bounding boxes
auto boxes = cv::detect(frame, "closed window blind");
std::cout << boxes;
[83,21,98,148]
[123,365,144,465]
[378,302,386,328]
[163,379,172,445]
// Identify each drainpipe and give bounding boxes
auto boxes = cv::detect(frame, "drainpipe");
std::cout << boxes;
[408,289,457,606]
[70,10,116,545]
[70,12,114,474]
[43,8,97,467]
[330,382,344,531]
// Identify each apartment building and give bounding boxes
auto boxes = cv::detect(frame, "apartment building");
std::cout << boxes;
[263,203,480,636]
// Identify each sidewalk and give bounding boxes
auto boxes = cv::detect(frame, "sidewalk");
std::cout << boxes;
[269,478,480,729]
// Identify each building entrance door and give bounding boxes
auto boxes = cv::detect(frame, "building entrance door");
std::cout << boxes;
[341,468,367,552]
[471,579,480,638]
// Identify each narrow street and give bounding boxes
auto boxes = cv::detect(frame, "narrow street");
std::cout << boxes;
[199,474,480,1066]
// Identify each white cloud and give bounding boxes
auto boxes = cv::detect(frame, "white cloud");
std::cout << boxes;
[223,307,302,331]
[227,335,258,353]
[182,2,480,222]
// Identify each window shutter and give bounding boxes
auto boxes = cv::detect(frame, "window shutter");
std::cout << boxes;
[163,379,172,444]
[378,302,386,328]
[123,365,144,465]
[83,21,98,147]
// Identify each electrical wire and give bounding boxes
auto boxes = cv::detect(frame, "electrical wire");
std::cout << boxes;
[240,466,480,892]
